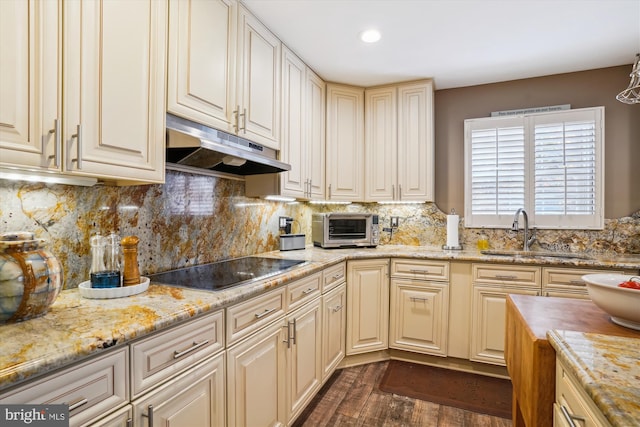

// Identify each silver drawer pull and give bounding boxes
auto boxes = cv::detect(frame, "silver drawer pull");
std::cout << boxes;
[332,304,343,312]
[560,404,586,427]
[332,273,343,281]
[410,269,431,274]
[410,297,430,302]
[66,397,88,412]
[495,275,517,279]
[569,280,585,285]
[302,288,316,295]
[173,340,209,359]
[142,404,154,427]
[255,307,277,319]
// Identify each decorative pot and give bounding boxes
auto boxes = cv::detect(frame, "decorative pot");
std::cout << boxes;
[0,232,63,323]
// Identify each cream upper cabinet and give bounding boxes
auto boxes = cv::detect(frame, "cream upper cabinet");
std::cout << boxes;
[365,80,434,202]
[167,0,237,134]
[0,0,61,172]
[346,259,390,355]
[280,47,326,199]
[236,4,281,149]
[326,83,365,201]
[62,0,166,184]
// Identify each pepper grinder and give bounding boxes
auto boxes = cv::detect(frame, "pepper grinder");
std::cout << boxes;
[121,235,141,286]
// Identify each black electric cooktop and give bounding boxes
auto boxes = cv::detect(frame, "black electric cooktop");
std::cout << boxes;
[148,257,307,291]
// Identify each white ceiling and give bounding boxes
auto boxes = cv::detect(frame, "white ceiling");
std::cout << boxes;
[242,0,640,89]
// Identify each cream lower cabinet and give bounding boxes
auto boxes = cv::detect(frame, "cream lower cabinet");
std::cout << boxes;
[321,282,347,381]
[226,275,322,427]
[471,264,541,366]
[389,259,450,357]
[132,353,225,427]
[84,405,132,427]
[554,357,612,427]
[346,259,390,355]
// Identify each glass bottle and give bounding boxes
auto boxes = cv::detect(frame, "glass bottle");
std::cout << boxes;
[90,232,122,288]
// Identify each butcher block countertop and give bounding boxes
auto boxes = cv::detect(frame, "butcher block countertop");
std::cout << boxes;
[505,295,640,427]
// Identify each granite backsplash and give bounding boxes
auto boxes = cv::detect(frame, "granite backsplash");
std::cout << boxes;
[1,170,638,289]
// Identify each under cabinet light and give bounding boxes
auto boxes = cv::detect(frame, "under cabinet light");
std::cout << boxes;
[0,167,98,186]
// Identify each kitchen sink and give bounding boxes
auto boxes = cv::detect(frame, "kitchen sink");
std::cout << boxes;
[480,250,593,260]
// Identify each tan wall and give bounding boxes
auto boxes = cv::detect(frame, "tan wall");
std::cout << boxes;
[434,65,640,218]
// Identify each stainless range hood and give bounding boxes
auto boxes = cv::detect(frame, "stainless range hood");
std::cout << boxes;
[165,113,290,176]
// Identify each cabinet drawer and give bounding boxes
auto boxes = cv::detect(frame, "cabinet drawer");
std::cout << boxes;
[391,259,449,281]
[130,310,224,398]
[473,264,540,287]
[226,286,286,346]
[542,267,623,294]
[287,272,321,311]
[0,347,128,427]
[555,359,612,427]
[322,262,346,292]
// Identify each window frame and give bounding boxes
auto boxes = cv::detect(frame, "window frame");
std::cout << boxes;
[464,106,604,230]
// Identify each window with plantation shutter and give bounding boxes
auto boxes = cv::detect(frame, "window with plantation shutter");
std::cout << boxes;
[464,107,604,229]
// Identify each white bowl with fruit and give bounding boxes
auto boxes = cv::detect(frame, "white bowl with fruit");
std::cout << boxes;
[582,274,640,331]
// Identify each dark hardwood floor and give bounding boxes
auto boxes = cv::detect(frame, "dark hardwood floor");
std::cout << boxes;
[293,361,513,427]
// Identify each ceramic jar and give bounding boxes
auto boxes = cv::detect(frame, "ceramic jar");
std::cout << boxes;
[0,232,63,323]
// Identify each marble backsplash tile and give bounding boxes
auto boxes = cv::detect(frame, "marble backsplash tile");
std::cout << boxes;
[1,170,638,289]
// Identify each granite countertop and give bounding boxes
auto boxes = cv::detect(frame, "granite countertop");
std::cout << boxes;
[1,245,639,393]
[548,330,640,426]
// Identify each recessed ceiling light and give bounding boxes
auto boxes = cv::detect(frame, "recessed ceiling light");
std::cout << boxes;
[360,29,381,43]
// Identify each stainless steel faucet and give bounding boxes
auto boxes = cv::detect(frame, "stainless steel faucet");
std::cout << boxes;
[512,208,536,251]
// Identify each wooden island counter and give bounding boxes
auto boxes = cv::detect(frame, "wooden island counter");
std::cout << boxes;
[505,295,640,427]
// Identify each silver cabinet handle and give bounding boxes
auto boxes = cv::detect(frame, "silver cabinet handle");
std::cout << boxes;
[233,105,240,133]
[560,404,585,427]
[399,184,402,200]
[239,108,247,133]
[392,184,395,200]
[70,124,82,169]
[332,304,343,312]
[173,339,209,359]
[410,297,429,302]
[410,269,431,275]
[142,404,154,427]
[329,273,344,284]
[569,280,585,285]
[291,318,297,345]
[126,418,133,427]
[48,119,61,167]
[302,288,316,295]
[308,179,312,197]
[495,275,517,280]
[328,184,332,199]
[255,307,276,319]
[66,397,88,412]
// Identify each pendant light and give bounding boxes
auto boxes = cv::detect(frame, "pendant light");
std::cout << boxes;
[616,53,640,104]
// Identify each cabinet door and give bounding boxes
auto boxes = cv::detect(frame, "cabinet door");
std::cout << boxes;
[322,283,346,381]
[133,353,225,427]
[227,320,287,427]
[326,84,364,201]
[365,86,397,201]
[470,286,539,366]
[0,0,61,171]
[280,46,307,198]
[346,259,389,355]
[237,5,281,149]
[167,0,237,133]
[63,0,166,183]
[389,278,449,357]
[397,81,434,201]
[306,68,326,199]
[287,298,322,424]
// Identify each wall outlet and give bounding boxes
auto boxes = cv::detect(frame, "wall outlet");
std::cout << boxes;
[391,217,400,228]
[279,217,288,228]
